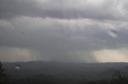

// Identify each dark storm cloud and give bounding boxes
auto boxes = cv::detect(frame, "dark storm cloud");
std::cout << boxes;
[0,0,69,19]
[0,16,128,62]
[0,17,103,62]
[0,24,97,62]
[0,0,127,20]
[0,0,128,62]
[0,0,41,19]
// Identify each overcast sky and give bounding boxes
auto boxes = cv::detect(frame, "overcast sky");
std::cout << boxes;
[0,0,128,63]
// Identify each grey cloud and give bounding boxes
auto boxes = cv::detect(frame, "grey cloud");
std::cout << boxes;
[0,0,68,19]
[1,18,128,62]
[0,13,128,62]
[0,0,128,21]
[0,0,41,19]
[0,17,103,62]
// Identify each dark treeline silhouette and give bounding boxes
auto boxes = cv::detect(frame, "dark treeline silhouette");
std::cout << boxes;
[87,70,128,84]
[0,62,8,84]
[5,70,128,84]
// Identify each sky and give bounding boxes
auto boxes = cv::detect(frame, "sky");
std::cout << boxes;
[0,0,128,63]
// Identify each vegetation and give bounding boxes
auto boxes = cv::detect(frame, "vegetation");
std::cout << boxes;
[6,71,128,84]
[2,62,128,84]
[0,62,7,84]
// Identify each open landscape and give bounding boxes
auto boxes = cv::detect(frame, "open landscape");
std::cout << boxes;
[1,61,128,84]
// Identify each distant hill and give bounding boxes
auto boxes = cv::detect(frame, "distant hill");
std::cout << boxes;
[3,61,128,80]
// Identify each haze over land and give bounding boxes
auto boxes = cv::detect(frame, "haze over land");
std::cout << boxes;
[0,0,128,63]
